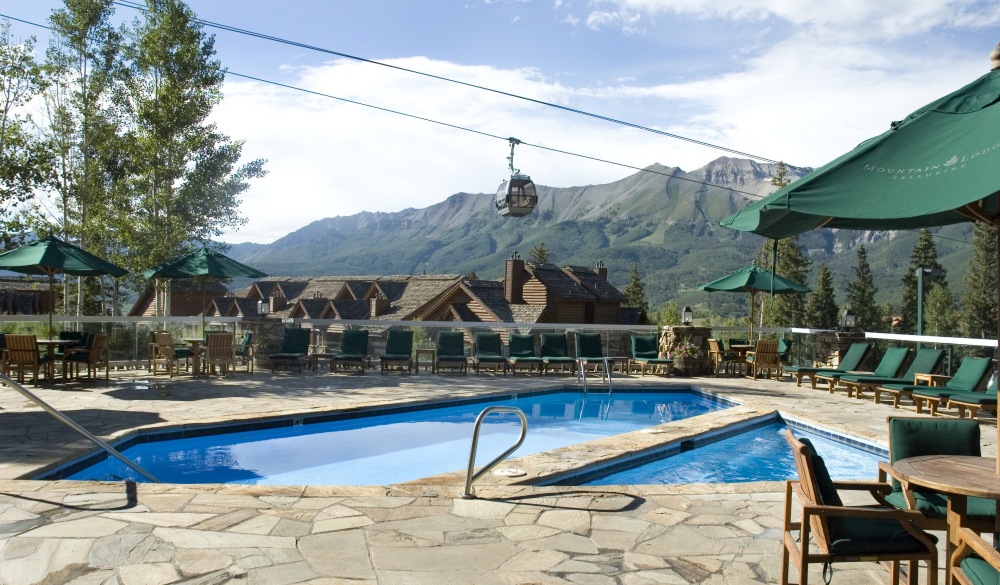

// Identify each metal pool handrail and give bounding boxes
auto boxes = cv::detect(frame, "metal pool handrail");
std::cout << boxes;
[577,357,613,394]
[462,406,528,499]
[0,374,159,483]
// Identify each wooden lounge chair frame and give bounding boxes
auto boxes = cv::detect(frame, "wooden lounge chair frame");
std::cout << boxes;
[910,357,994,416]
[329,329,370,374]
[540,332,575,375]
[816,347,910,396]
[784,342,871,388]
[269,328,311,373]
[631,334,673,377]
[380,329,414,374]
[472,332,507,375]
[435,331,468,373]
[507,333,542,374]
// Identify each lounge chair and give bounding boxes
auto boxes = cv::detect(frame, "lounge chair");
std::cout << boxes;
[909,356,994,416]
[507,333,542,374]
[945,373,998,419]
[473,332,506,374]
[815,347,909,395]
[953,527,1000,585]
[540,332,575,375]
[781,429,938,585]
[269,327,311,372]
[234,331,254,373]
[708,339,740,376]
[877,417,996,535]
[380,329,413,374]
[782,342,871,388]
[203,332,237,375]
[435,331,467,373]
[331,329,370,374]
[863,348,947,405]
[744,339,780,380]
[631,334,673,377]
[574,332,606,375]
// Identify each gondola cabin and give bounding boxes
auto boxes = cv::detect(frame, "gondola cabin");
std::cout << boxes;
[495,172,537,217]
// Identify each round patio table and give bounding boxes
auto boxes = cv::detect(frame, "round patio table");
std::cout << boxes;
[892,455,1000,585]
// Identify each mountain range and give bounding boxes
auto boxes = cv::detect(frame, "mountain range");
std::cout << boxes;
[228,157,975,318]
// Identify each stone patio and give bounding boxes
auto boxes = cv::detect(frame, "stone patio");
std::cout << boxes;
[0,368,991,584]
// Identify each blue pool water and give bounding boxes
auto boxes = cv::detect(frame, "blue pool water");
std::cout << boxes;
[576,421,887,485]
[61,390,730,485]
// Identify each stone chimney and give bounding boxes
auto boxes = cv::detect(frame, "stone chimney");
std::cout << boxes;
[504,251,525,304]
[370,293,390,317]
[594,260,608,280]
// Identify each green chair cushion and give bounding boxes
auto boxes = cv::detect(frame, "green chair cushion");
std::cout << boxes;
[828,516,938,556]
[381,354,410,361]
[635,357,673,364]
[960,556,1000,585]
[883,492,997,520]
[634,350,659,359]
[947,392,998,406]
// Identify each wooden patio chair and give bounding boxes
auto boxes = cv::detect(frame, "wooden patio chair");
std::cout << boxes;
[708,338,740,376]
[379,329,413,374]
[953,527,1000,585]
[745,339,780,380]
[234,331,254,373]
[910,357,994,416]
[867,349,947,405]
[507,333,542,374]
[473,332,506,375]
[5,334,53,385]
[269,328,311,372]
[151,332,191,377]
[783,342,872,388]
[435,331,467,373]
[781,429,938,585]
[331,329,369,374]
[631,334,673,377]
[815,347,909,395]
[945,374,998,419]
[203,332,237,375]
[540,332,575,375]
[877,417,996,534]
[64,332,110,381]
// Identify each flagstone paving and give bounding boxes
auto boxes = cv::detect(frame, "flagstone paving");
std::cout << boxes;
[0,368,993,584]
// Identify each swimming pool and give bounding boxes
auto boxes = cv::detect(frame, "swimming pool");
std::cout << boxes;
[53,389,733,485]
[564,419,886,485]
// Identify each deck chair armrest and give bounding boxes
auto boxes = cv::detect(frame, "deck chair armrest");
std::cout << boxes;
[877,461,901,482]
[954,527,1000,567]
[801,501,927,521]
[831,479,892,495]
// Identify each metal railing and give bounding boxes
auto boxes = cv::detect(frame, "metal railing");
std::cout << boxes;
[0,374,158,482]
[462,406,528,499]
[577,357,613,394]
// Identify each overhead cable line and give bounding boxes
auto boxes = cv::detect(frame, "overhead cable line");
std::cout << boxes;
[108,0,801,169]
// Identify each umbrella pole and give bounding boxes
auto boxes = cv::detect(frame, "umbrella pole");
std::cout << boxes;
[48,273,54,336]
[995,225,999,474]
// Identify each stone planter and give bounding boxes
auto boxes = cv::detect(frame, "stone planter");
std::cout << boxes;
[672,357,706,377]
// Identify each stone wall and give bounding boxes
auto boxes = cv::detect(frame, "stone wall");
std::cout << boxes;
[660,326,712,376]
[814,331,873,370]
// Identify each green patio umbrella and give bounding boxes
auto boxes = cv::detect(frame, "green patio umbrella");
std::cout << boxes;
[722,52,1000,469]
[141,246,267,327]
[0,236,128,333]
[698,265,810,339]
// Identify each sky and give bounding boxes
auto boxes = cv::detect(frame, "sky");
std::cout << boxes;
[4,1,1000,245]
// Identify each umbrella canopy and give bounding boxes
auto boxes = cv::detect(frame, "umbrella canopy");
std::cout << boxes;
[141,247,267,326]
[698,265,810,338]
[0,236,128,332]
[141,246,267,280]
[722,68,1000,239]
[722,58,1000,471]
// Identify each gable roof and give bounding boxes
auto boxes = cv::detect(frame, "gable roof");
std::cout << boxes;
[510,304,550,323]
[564,265,628,302]
[331,299,371,320]
[463,280,513,322]
[526,263,596,301]
[291,298,330,319]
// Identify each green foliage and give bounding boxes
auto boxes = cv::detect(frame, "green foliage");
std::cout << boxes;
[0,22,52,247]
[804,264,839,328]
[961,224,997,339]
[845,245,882,332]
[924,283,960,337]
[900,228,946,334]
[623,264,647,309]
[657,300,681,326]
[528,241,551,264]
[755,237,811,327]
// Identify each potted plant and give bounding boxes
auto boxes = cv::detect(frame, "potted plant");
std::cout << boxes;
[666,340,705,376]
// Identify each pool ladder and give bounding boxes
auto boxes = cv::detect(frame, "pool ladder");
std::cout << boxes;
[577,357,613,394]
[0,374,158,482]
[462,406,528,499]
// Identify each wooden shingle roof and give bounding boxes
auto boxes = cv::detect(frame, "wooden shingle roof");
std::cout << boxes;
[510,304,550,323]
[331,299,371,320]
[292,298,330,319]
[449,304,480,322]
[565,266,628,302]
[526,263,595,301]
[463,280,513,322]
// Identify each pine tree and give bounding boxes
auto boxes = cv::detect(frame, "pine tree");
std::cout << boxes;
[804,264,839,328]
[845,245,882,332]
[528,242,551,264]
[924,283,960,337]
[657,300,681,326]
[961,223,998,340]
[899,229,946,334]
[623,264,648,310]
